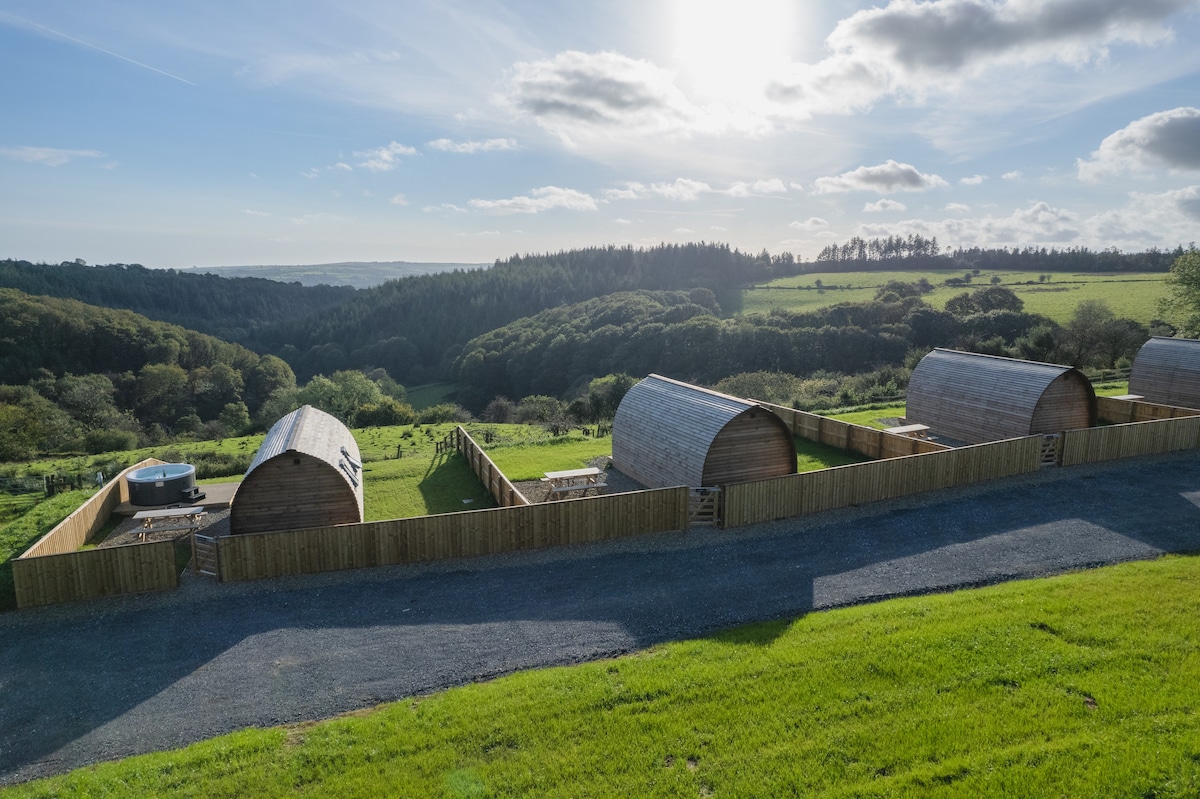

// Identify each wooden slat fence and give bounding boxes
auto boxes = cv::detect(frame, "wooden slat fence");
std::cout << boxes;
[13,458,180,608]
[1060,415,1200,467]
[1095,396,1200,425]
[453,426,530,507]
[18,458,163,558]
[754,401,951,459]
[217,486,689,582]
[723,435,1042,528]
[14,542,178,608]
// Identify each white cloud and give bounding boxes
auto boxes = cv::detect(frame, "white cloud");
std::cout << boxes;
[605,178,713,201]
[242,209,271,217]
[726,178,789,197]
[354,140,418,172]
[864,199,907,212]
[423,203,468,213]
[301,168,320,178]
[504,50,701,141]
[427,137,519,153]
[944,203,972,212]
[1077,107,1200,180]
[334,162,353,171]
[468,186,598,214]
[814,160,948,193]
[1002,170,1024,180]
[960,174,987,185]
[0,146,105,166]
[390,194,409,205]
[768,0,1193,117]
[674,227,695,234]
[789,217,830,232]
[614,217,633,225]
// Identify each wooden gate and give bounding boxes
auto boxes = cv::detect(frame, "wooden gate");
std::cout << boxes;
[688,487,722,528]
[191,532,220,578]
[1040,433,1062,467]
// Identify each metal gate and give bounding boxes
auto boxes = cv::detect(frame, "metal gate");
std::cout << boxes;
[191,532,220,578]
[688,487,722,528]
[1040,433,1062,467]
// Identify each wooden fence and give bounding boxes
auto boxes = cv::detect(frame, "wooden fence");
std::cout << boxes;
[754,401,951,459]
[13,458,180,607]
[1061,415,1200,467]
[452,426,530,507]
[723,435,1042,528]
[1096,396,1200,425]
[217,486,689,582]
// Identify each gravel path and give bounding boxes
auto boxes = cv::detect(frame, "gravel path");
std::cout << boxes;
[2,451,1200,785]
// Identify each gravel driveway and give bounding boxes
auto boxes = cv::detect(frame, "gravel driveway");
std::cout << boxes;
[2,451,1199,786]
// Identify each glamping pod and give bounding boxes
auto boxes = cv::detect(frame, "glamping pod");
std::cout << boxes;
[1128,336,1200,409]
[907,349,1097,444]
[612,374,797,488]
[230,405,364,535]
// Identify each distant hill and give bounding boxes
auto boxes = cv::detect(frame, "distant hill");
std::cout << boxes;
[182,261,490,289]
[0,259,356,344]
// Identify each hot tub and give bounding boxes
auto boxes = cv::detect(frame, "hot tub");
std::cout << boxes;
[126,463,197,506]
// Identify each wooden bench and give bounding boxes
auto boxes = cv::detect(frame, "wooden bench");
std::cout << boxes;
[542,468,607,499]
[132,506,207,541]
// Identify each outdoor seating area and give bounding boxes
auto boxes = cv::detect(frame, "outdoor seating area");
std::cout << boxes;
[131,506,207,542]
[541,467,607,499]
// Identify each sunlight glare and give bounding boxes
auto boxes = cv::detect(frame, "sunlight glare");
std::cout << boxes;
[670,0,798,106]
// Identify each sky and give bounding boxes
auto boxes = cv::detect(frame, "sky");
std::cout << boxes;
[2,0,1199,270]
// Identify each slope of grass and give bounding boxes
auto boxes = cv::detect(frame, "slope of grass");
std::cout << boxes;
[742,270,1168,324]
[8,555,1200,797]
[0,489,94,611]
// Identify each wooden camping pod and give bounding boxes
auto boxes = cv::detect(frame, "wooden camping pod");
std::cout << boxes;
[906,349,1097,444]
[230,405,364,535]
[612,374,797,488]
[1129,336,1200,409]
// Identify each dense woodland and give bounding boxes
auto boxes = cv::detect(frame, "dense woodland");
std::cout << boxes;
[1,242,1196,464]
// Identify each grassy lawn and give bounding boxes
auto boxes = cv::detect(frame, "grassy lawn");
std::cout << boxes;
[823,403,909,429]
[795,436,869,471]
[0,489,94,611]
[8,554,1200,797]
[742,269,1168,324]
[405,382,458,410]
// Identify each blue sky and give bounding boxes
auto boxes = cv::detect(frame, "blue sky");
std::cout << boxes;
[2,0,1199,269]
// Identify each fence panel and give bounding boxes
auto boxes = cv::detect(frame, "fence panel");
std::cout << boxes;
[13,541,178,608]
[453,426,530,507]
[722,435,1041,528]
[754,401,951,459]
[217,486,689,582]
[1060,415,1200,466]
[1096,396,1200,425]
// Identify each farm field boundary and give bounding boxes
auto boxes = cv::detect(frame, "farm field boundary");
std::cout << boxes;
[453,426,530,507]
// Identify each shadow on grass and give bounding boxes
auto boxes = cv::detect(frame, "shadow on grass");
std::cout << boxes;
[418,451,496,515]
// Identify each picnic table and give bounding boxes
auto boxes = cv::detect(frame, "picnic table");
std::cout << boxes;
[131,506,207,541]
[883,423,931,439]
[541,467,607,499]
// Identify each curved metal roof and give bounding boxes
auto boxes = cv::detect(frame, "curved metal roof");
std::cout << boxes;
[1129,336,1200,408]
[244,405,364,512]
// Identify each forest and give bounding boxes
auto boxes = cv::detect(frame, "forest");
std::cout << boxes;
[1,241,1196,464]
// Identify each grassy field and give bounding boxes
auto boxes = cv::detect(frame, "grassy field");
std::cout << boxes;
[405,382,458,410]
[7,554,1199,797]
[0,489,95,611]
[741,269,1168,324]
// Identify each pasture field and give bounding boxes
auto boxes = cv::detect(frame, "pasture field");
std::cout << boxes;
[7,554,1199,797]
[405,382,458,410]
[741,269,1168,324]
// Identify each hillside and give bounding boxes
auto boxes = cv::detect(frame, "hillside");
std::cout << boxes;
[182,261,489,289]
[0,259,355,344]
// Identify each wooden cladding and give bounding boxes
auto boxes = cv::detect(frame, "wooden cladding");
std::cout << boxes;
[613,375,795,488]
[722,435,1042,528]
[217,487,689,582]
[1129,336,1200,409]
[454,426,530,507]
[756,401,951,459]
[1061,415,1200,466]
[907,349,1096,444]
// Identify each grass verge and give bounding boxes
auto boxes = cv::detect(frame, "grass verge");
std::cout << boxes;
[6,554,1200,797]
[0,489,94,611]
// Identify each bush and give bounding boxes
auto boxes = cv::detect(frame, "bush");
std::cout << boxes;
[417,403,473,424]
[83,428,138,455]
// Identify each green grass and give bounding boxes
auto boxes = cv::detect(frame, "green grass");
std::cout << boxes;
[8,554,1200,797]
[795,436,870,471]
[485,436,612,482]
[406,382,458,411]
[823,403,909,429]
[742,269,1168,324]
[0,489,95,611]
